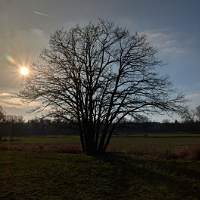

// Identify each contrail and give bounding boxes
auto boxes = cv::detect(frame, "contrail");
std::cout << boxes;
[34,11,52,18]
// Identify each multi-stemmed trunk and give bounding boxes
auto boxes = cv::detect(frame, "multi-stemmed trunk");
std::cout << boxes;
[80,124,111,156]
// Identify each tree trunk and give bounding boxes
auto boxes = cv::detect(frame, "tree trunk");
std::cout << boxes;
[79,128,86,152]
[86,140,97,156]
[85,121,98,156]
[85,132,97,156]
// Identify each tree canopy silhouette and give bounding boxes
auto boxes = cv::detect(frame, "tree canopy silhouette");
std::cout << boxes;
[17,20,186,155]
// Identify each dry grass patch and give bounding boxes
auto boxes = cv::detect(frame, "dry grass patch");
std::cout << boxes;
[177,144,200,160]
[0,143,82,153]
[1,139,200,160]
[125,145,176,159]
[124,144,200,160]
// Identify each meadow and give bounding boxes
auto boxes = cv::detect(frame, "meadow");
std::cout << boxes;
[1,134,200,199]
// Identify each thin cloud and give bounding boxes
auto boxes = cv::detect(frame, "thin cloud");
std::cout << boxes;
[0,100,21,107]
[0,93,10,97]
[186,94,200,98]
[34,11,53,18]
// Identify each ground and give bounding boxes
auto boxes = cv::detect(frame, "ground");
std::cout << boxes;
[0,134,200,199]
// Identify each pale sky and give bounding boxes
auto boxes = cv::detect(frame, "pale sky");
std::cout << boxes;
[0,0,200,122]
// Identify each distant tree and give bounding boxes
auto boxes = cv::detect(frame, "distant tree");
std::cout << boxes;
[0,106,26,140]
[181,107,195,123]
[162,119,170,124]
[181,105,200,123]
[133,114,150,123]
[17,20,186,155]
[194,105,200,121]
[5,115,25,140]
[0,106,5,123]
[174,120,179,123]
[27,118,41,136]
[0,106,6,141]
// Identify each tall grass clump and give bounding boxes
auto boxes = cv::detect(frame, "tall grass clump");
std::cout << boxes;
[125,145,176,159]
[1,142,200,160]
[0,143,82,153]
[125,144,200,160]
[177,144,200,160]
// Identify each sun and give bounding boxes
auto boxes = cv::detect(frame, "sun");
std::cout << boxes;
[20,67,29,75]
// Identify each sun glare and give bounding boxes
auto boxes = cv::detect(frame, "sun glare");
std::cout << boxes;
[21,67,29,75]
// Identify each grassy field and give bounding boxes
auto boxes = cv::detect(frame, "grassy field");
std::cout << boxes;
[1,135,200,199]
[2,134,200,155]
[1,151,200,200]
[2,133,200,148]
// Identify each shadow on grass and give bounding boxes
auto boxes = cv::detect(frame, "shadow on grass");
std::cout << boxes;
[97,152,200,200]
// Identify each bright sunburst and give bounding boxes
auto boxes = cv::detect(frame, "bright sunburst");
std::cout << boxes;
[21,67,29,75]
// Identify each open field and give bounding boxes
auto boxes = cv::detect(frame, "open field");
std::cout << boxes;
[1,134,200,154]
[1,135,200,199]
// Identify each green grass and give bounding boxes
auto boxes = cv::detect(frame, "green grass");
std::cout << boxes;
[2,135,200,156]
[107,136,200,153]
[113,133,200,137]
[1,135,200,199]
[2,135,80,144]
[3,134,200,148]
[0,151,200,200]
[122,133,200,137]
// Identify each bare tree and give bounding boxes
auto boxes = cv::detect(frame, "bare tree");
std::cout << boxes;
[194,105,200,121]
[17,20,186,155]
[0,106,5,122]
[0,106,6,141]
[181,106,196,123]
[5,115,25,140]
[162,119,171,124]
[0,106,25,141]
[133,114,150,123]
[181,105,200,123]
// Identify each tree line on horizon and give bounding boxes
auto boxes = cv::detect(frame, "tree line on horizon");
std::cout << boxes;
[1,104,200,141]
